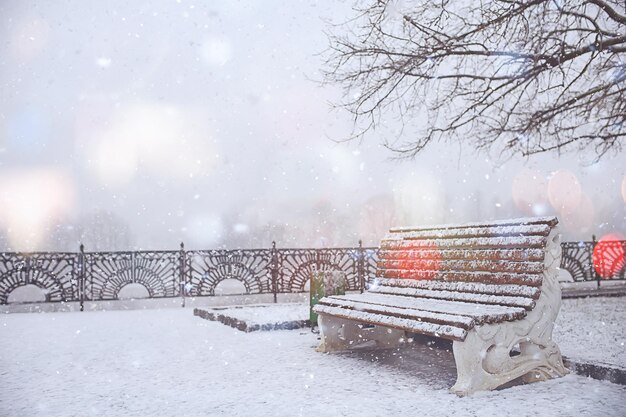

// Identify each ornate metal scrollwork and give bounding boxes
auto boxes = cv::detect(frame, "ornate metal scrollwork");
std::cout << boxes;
[559,242,595,282]
[84,251,180,300]
[0,252,79,303]
[186,249,272,296]
[276,248,365,292]
[558,240,626,282]
[361,247,379,287]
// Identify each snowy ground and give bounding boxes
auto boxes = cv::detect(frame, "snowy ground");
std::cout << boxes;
[204,297,626,367]
[555,297,626,366]
[1,299,625,417]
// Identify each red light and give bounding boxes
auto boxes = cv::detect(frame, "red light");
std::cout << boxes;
[405,243,441,280]
[593,233,626,279]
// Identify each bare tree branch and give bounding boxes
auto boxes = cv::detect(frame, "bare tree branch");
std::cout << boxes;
[323,0,626,161]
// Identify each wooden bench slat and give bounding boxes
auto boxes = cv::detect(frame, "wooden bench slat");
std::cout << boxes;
[374,278,541,299]
[380,235,548,250]
[378,248,545,263]
[313,304,468,342]
[316,297,475,329]
[324,293,527,324]
[368,285,535,309]
[377,259,545,274]
[388,224,551,240]
[389,216,558,233]
[378,270,544,286]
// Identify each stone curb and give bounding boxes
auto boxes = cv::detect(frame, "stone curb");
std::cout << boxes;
[193,307,310,332]
[563,357,626,385]
[561,287,626,299]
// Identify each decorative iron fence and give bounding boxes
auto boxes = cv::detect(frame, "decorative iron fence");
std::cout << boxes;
[0,252,80,304]
[560,239,626,285]
[0,239,623,308]
[0,242,379,309]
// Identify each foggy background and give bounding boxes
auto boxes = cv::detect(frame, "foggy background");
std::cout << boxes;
[0,0,624,252]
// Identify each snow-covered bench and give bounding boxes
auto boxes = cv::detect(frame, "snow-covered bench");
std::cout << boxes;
[313,216,568,395]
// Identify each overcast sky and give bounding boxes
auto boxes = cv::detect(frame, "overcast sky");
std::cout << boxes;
[0,0,624,251]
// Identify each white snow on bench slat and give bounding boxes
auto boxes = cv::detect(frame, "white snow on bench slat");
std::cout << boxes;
[389,216,557,233]
[324,293,527,324]
[387,224,551,240]
[375,278,541,299]
[378,248,545,262]
[381,235,547,249]
[378,270,544,286]
[314,304,468,341]
[377,259,545,274]
[314,297,476,329]
[368,285,536,309]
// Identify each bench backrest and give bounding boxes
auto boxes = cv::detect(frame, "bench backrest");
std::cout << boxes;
[374,217,559,310]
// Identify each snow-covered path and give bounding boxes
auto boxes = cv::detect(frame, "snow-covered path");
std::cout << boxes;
[1,305,625,417]
[555,297,626,365]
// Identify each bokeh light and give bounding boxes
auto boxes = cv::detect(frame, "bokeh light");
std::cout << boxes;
[560,194,594,235]
[406,243,441,280]
[186,214,224,247]
[358,194,397,244]
[9,18,50,61]
[393,171,446,225]
[5,108,50,151]
[84,103,217,187]
[93,136,139,186]
[328,146,360,185]
[511,168,548,215]
[593,233,626,279]
[201,36,233,66]
[0,169,76,250]
[547,170,581,213]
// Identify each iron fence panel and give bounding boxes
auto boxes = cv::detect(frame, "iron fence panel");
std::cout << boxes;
[0,252,80,303]
[84,251,180,300]
[186,249,272,296]
[275,248,364,292]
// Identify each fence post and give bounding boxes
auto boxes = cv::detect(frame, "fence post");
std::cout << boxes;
[591,235,601,289]
[79,243,85,312]
[357,240,365,293]
[179,242,186,307]
[270,241,278,303]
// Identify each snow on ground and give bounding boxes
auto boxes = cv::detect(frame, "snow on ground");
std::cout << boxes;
[1,301,625,417]
[209,296,626,368]
[554,297,626,366]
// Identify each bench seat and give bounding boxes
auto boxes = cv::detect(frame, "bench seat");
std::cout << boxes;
[316,291,528,338]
